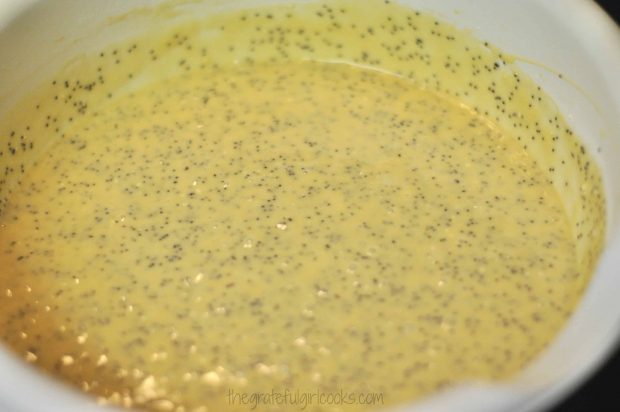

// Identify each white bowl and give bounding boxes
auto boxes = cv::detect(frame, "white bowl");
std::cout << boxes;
[0,1,619,411]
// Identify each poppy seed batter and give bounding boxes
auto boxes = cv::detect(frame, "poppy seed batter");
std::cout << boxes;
[0,1,605,411]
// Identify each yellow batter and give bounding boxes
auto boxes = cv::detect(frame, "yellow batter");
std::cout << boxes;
[0,1,605,412]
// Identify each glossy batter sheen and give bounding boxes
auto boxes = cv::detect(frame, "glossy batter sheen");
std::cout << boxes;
[0,1,605,412]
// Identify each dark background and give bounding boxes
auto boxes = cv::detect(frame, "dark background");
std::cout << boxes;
[548,1,618,411]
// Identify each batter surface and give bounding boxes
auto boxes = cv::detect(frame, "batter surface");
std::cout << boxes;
[0,61,580,411]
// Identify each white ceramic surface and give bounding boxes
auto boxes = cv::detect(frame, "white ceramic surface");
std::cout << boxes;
[0,1,618,411]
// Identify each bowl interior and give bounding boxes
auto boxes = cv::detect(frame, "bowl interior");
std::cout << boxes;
[0,1,619,411]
